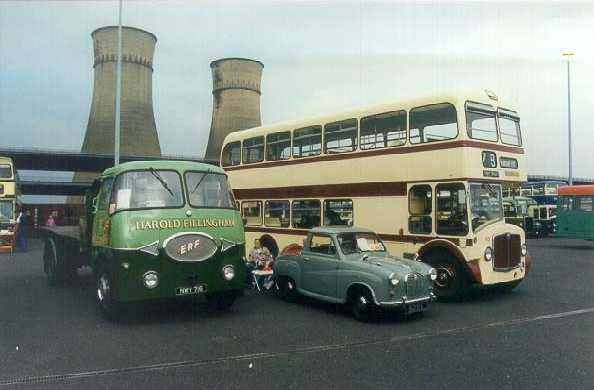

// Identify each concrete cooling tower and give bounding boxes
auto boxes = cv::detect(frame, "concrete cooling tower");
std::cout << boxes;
[70,26,161,202]
[205,58,264,160]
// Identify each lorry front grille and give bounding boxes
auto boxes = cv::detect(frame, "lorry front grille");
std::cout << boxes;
[405,273,425,298]
[493,233,521,270]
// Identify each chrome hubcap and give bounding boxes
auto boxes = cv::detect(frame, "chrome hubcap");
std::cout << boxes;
[435,266,454,288]
[97,274,110,302]
[359,295,367,305]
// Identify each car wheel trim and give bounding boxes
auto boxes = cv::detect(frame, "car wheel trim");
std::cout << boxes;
[435,265,455,289]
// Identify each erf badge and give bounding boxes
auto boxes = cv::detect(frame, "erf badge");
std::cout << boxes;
[163,233,218,262]
[178,239,201,255]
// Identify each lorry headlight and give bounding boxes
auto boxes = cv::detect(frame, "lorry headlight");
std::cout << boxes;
[143,271,159,289]
[222,265,235,281]
[388,272,399,286]
[484,247,493,262]
[521,244,527,257]
[428,268,437,281]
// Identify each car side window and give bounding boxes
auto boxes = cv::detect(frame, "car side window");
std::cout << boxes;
[308,234,337,256]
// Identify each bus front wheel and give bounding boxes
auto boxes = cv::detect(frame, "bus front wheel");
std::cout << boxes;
[428,255,469,301]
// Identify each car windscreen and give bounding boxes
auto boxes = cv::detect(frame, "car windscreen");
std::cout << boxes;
[337,232,386,255]
[185,171,235,209]
[110,169,184,212]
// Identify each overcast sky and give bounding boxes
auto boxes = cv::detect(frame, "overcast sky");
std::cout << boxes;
[1,0,593,179]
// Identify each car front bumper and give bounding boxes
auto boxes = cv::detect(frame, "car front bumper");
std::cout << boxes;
[378,293,435,309]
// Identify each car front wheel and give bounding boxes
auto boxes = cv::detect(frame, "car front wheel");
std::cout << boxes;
[350,289,378,322]
[276,276,298,303]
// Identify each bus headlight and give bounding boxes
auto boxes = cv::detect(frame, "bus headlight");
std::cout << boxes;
[143,271,159,289]
[428,268,437,281]
[521,244,527,257]
[484,247,493,262]
[222,265,235,281]
[389,272,399,286]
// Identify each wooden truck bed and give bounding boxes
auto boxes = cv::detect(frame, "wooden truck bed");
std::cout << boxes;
[42,226,81,242]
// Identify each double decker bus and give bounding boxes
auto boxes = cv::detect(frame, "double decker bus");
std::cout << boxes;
[222,90,530,299]
[519,180,566,205]
[556,185,594,241]
[0,157,18,252]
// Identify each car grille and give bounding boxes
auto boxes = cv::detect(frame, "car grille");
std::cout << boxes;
[405,273,425,298]
[493,233,521,270]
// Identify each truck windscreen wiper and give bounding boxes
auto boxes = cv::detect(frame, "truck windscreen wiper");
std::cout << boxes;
[148,167,175,197]
[190,170,212,195]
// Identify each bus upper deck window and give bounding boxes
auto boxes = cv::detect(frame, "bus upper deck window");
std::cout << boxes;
[293,126,322,158]
[266,131,291,161]
[360,111,406,150]
[242,136,264,164]
[324,118,358,153]
[466,102,497,142]
[221,142,241,167]
[409,103,458,144]
[498,109,522,146]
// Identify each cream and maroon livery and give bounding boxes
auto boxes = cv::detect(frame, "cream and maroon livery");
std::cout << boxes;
[222,90,530,299]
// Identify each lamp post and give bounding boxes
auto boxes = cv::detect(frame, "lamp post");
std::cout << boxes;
[114,0,123,166]
[562,52,574,185]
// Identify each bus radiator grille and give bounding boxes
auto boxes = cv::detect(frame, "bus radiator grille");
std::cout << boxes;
[493,234,521,270]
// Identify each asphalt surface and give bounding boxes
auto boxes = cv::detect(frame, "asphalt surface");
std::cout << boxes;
[1,238,593,390]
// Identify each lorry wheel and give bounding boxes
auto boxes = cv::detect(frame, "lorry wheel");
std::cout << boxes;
[350,288,377,322]
[276,276,298,303]
[428,255,469,301]
[96,270,120,320]
[206,291,237,311]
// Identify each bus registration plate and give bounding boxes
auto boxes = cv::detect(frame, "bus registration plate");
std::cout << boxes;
[176,285,207,296]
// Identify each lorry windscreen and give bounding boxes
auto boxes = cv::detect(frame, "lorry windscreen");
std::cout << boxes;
[111,170,184,212]
[185,171,236,209]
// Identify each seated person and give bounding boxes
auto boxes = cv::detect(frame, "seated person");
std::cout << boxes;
[245,239,274,287]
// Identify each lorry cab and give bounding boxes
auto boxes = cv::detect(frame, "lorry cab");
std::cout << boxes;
[88,160,245,317]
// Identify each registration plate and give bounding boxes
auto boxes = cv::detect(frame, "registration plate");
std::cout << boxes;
[405,302,427,315]
[175,285,207,296]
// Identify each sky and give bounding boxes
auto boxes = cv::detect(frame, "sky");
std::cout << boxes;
[1,0,593,182]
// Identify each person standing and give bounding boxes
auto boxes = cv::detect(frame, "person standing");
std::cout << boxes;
[16,209,30,251]
[46,214,56,227]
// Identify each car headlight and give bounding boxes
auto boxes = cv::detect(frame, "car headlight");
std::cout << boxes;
[143,270,159,289]
[521,244,527,257]
[389,272,399,286]
[222,265,235,281]
[484,247,493,262]
[428,268,437,281]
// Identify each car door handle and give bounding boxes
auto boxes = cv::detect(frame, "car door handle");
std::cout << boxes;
[303,257,310,261]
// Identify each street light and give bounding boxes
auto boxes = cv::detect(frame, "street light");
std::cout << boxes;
[114,0,123,166]
[562,52,574,185]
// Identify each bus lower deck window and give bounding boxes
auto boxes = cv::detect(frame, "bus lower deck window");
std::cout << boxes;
[265,200,290,227]
[324,199,353,226]
[408,185,432,234]
[242,201,262,225]
[292,200,321,229]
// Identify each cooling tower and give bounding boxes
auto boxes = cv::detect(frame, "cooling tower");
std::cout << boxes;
[205,58,264,160]
[70,26,161,202]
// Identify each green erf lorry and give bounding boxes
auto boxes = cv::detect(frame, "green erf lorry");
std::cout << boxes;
[42,161,246,319]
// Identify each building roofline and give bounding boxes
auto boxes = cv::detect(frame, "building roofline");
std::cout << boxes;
[91,26,157,42]
[210,57,264,68]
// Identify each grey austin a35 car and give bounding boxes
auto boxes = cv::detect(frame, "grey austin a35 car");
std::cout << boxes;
[273,227,437,321]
